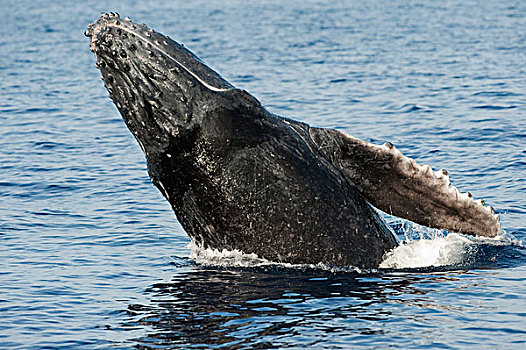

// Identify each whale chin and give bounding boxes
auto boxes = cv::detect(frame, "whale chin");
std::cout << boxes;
[87,13,500,268]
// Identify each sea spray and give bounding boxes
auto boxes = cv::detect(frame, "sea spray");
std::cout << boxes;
[188,241,364,272]
[379,233,473,269]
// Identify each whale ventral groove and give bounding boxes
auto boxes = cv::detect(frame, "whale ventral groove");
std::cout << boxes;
[86,13,500,268]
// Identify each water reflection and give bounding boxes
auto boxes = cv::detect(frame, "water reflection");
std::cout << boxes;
[112,229,526,348]
[118,265,477,349]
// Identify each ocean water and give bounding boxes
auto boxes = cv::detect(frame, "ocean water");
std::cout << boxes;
[1,0,525,349]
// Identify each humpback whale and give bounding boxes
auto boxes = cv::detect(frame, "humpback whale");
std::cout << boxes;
[86,13,500,268]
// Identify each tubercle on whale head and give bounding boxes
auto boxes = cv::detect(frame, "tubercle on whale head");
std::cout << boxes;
[86,13,259,153]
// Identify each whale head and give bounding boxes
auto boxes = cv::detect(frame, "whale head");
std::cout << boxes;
[85,13,258,154]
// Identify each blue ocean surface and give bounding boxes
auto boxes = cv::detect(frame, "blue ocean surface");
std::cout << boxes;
[1,0,525,348]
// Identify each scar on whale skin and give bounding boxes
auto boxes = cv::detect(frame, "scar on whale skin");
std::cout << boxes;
[86,13,500,268]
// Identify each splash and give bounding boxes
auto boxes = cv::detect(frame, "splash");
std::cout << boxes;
[188,224,520,271]
[379,233,473,269]
[189,241,272,268]
[188,241,363,273]
[379,219,521,269]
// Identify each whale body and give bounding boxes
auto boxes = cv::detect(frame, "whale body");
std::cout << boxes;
[86,13,500,268]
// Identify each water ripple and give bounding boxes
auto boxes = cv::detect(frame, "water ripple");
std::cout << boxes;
[0,0,525,349]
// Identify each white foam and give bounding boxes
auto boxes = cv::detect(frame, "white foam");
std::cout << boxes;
[189,241,272,268]
[188,228,520,271]
[379,220,520,269]
[379,233,473,269]
[188,241,363,272]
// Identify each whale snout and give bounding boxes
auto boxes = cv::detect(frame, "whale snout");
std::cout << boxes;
[85,12,127,54]
[86,13,236,151]
[86,12,233,93]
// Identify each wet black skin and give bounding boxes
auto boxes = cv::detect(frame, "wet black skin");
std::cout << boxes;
[86,13,398,268]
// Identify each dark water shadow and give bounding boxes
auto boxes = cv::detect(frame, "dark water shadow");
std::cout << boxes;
[112,228,526,349]
[113,263,495,349]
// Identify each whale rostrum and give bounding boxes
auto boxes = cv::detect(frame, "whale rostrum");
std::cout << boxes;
[86,13,500,268]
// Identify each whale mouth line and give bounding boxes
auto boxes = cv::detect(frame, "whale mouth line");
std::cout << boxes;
[90,20,231,93]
